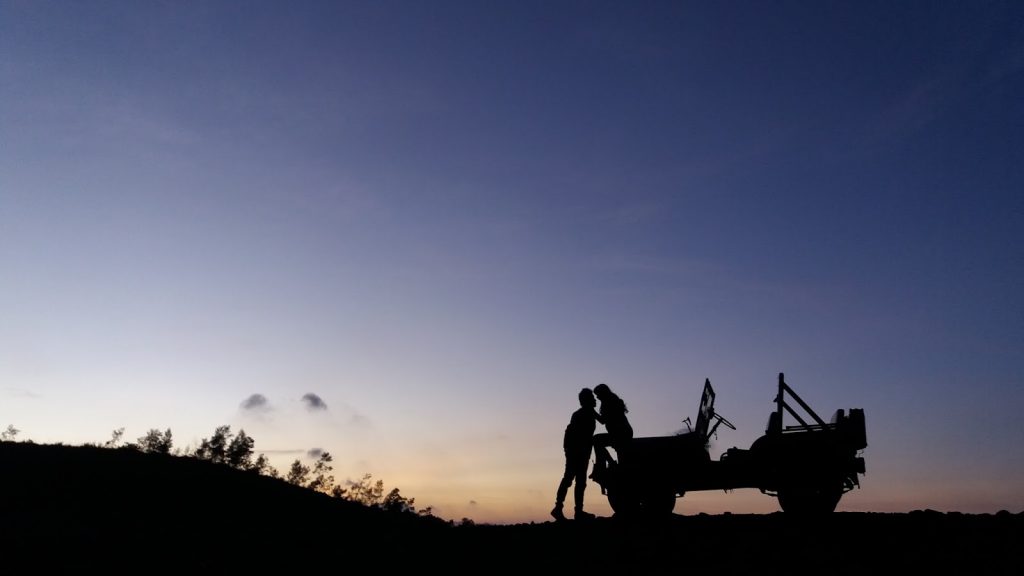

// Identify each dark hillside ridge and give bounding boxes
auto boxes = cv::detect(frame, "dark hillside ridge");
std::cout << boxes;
[0,441,446,572]
[1,441,1019,574]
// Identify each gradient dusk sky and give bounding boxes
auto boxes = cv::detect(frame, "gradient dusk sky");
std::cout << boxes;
[2,1,1021,524]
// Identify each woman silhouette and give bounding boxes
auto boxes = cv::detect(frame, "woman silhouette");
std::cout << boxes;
[591,383,633,477]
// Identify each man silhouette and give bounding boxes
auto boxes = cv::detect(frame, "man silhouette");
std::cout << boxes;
[551,387,598,521]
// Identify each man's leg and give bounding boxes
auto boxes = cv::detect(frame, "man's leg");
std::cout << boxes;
[551,458,572,521]
[572,457,594,519]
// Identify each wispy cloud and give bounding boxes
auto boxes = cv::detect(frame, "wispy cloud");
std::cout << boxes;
[2,387,40,399]
[240,393,270,411]
[345,407,371,427]
[307,447,324,459]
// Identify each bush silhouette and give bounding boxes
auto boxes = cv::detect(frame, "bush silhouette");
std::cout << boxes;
[86,423,433,518]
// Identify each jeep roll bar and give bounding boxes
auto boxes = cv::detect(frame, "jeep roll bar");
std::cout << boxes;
[769,372,830,434]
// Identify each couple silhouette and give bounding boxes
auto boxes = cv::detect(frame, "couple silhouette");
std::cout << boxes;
[551,383,632,521]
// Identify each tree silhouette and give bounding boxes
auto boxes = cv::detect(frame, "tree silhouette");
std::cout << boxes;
[1,425,19,442]
[137,429,173,454]
[286,459,310,486]
[382,488,416,514]
[251,453,275,477]
[342,473,385,507]
[194,425,232,464]
[225,430,254,470]
[104,428,125,448]
[307,451,334,493]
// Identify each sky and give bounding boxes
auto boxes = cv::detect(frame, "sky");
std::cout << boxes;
[1,1,1022,524]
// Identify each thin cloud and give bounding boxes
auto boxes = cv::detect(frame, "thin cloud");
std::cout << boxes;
[307,447,324,459]
[330,400,372,429]
[240,393,270,411]
[347,409,371,427]
[2,387,40,399]
[301,393,327,411]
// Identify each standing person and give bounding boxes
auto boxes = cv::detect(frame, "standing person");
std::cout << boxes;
[551,387,598,521]
[591,383,633,479]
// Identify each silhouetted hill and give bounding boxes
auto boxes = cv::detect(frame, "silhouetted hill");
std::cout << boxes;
[1,441,1019,574]
[0,441,446,572]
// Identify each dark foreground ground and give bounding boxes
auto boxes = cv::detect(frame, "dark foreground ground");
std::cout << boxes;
[1,441,1019,574]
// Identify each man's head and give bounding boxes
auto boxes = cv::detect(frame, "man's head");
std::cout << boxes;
[579,387,596,408]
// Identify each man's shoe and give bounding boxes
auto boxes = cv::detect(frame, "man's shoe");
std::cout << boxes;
[575,510,595,521]
[550,506,567,521]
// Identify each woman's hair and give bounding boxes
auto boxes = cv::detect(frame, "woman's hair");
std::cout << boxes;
[595,384,627,413]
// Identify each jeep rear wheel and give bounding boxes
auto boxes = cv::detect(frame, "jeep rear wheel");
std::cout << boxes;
[606,487,640,517]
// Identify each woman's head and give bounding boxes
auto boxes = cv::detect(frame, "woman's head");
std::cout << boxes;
[594,383,627,413]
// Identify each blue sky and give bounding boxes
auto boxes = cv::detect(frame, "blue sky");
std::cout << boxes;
[1,1,1022,523]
